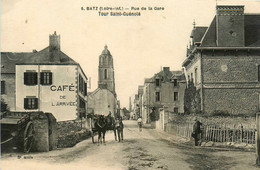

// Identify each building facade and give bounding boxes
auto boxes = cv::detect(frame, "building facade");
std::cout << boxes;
[142,67,186,123]
[1,32,88,121]
[87,88,117,116]
[87,46,117,117]
[182,5,260,115]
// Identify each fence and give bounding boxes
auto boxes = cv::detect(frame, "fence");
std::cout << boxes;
[166,122,257,145]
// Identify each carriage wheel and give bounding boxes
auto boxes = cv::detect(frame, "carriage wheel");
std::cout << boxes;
[24,122,34,153]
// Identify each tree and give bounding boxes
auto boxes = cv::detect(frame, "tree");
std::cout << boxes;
[184,80,201,114]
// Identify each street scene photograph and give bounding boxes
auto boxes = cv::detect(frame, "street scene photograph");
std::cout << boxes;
[1,0,260,169]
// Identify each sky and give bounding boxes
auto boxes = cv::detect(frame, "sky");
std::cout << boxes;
[1,0,260,108]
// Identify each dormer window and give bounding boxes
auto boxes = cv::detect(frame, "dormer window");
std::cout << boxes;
[173,79,178,87]
[155,78,160,86]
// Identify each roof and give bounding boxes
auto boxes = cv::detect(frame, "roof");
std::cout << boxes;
[1,52,32,73]
[17,47,77,65]
[244,15,260,47]
[144,70,185,83]
[190,27,208,43]
[1,47,78,74]
[87,88,115,97]
[199,15,260,47]
[199,17,217,47]
[101,45,111,56]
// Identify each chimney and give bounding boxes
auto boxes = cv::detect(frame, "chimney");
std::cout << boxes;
[163,67,170,73]
[49,31,61,62]
[216,5,245,47]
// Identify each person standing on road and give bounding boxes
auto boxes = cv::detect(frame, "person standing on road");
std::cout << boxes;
[115,117,124,142]
[192,117,202,146]
[137,116,143,132]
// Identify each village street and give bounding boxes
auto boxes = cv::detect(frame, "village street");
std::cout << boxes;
[1,120,259,170]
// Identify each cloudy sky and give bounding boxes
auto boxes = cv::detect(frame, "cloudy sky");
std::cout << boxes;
[1,0,260,108]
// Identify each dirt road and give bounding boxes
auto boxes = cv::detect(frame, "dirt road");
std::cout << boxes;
[1,120,259,170]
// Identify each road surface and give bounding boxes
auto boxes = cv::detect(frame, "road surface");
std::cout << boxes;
[1,120,259,170]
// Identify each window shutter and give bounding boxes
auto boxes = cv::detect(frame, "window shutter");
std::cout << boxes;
[24,72,28,85]
[84,83,87,96]
[1,81,5,94]
[40,72,44,85]
[258,66,260,82]
[34,72,38,85]
[34,98,38,109]
[24,98,28,109]
[49,72,53,85]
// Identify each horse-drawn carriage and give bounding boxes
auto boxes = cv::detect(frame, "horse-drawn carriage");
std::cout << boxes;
[1,111,57,153]
[89,113,123,144]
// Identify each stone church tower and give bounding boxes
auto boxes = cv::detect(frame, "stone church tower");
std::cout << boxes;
[98,45,116,96]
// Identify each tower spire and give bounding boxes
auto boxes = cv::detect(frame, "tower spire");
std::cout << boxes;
[192,19,196,28]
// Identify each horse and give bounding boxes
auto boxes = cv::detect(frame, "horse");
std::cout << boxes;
[105,114,118,141]
[95,115,107,145]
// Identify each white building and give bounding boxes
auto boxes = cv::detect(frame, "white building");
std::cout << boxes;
[3,32,88,121]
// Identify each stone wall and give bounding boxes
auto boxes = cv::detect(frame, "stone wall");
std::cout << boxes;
[1,74,15,111]
[202,52,260,83]
[200,52,260,115]
[203,88,260,116]
[30,112,50,152]
[45,113,57,150]
[56,118,91,148]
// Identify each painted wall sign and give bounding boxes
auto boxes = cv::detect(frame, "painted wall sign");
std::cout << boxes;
[50,84,75,91]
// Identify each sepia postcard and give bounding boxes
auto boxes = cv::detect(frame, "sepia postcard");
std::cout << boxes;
[1,0,260,169]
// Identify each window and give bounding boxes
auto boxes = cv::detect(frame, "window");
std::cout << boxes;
[194,68,198,85]
[84,82,87,96]
[174,107,178,113]
[156,78,160,86]
[24,97,38,109]
[1,81,5,94]
[173,79,178,87]
[155,92,160,102]
[191,73,193,82]
[104,69,107,79]
[174,92,178,101]
[40,72,52,85]
[24,72,37,85]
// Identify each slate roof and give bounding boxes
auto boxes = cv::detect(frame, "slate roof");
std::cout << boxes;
[244,15,260,47]
[144,70,185,83]
[20,47,77,64]
[1,52,32,73]
[190,27,208,43]
[198,15,260,47]
[1,47,78,74]
[88,88,115,97]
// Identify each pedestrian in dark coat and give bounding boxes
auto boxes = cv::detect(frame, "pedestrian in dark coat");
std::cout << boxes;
[115,117,124,142]
[192,117,202,146]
